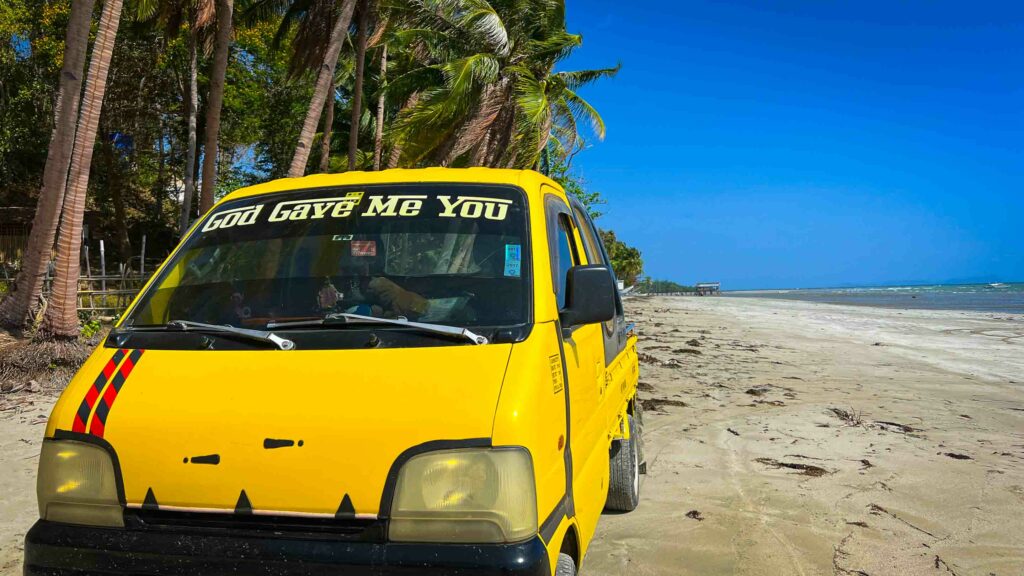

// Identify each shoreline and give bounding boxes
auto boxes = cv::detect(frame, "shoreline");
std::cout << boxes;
[720,285,1024,316]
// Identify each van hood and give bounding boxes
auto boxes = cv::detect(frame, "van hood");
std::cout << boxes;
[50,344,513,518]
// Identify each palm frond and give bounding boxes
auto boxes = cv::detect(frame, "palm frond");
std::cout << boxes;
[526,30,580,63]
[513,70,548,129]
[418,0,509,56]
[562,88,605,140]
[238,0,293,25]
[555,65,620,90]
[437,52,499,99]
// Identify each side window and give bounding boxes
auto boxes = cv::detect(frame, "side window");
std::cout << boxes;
[575,206,625,320]
[571,204,603,265]
[553,215,580,309]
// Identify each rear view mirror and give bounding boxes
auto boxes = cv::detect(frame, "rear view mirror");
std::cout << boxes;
[559,265,617,329]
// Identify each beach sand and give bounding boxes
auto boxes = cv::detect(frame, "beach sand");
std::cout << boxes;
[1,296,1022,574]
[586,296,1024,576]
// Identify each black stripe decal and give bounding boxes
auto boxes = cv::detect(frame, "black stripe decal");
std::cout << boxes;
[554,321,575,519]
[539,495,568,544]
[188,454,220,465]
[263,438,295,449]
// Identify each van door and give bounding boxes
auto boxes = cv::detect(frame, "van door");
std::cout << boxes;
[569,201,628,366]
[569,201,633,435]
[545,193,608,555]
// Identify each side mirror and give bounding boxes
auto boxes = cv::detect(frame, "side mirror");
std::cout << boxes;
[559,265,617,330]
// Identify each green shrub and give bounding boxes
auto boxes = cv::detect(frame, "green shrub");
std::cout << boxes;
[80,318,103,339]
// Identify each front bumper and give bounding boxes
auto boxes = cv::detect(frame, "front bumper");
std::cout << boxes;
[24,520,551,576]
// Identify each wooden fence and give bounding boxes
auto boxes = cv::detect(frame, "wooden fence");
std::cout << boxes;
[1,237,159,317]
[1,268,153,316]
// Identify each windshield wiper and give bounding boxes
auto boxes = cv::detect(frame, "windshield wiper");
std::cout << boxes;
[267,313,488,345]
[114,321,295,350]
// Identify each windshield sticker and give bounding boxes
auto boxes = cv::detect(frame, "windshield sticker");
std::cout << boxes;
[268,191,364,222]
[201,192,513,233]
[363,194,427,217]
[202,204,264,232]
[439,196,512,221]
[351,240,377,257]
[504,244,522,277]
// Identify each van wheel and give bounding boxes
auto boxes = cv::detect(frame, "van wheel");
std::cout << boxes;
[555,553,577,576]
[606,413,640,512]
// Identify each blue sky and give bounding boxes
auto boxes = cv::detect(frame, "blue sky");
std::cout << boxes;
[561,0,1023,289]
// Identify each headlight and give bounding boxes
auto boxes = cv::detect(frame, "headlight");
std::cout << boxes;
[389,447,537,543]
[37,440,123,527]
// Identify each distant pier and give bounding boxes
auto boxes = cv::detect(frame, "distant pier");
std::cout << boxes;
[695,282,721,296]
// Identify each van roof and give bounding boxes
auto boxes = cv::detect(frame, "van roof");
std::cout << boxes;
[219,167,563,205]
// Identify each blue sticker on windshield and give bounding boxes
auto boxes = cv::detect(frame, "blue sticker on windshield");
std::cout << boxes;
[504,244,522,277]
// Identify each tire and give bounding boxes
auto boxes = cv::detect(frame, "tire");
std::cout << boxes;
[555,553,577,576]
[605,412,640,512]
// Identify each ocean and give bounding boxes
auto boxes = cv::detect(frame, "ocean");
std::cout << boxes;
[725,283,1024,314]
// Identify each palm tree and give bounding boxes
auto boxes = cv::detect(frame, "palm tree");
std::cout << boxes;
[198,0,234,214]
[180,22,201,233]
[386,91,418,168]
[43,0,127,338]
[386,0,616,170]
[372,43,387,170]
[126,0,217,234]
[179,4,217,234]
[510,63,618,169]
[286,0,358,177]
[347,0,371,170]
[0,0,96,329]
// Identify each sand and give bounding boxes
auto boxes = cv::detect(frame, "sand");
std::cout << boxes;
[1,296,1022,574]
[587,296,1024,576]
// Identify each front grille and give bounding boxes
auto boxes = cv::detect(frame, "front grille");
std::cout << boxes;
[124,509,384,541]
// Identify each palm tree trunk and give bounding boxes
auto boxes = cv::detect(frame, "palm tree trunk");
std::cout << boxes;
[43,0,125,338]
[318,87,335,173]
[372,44,387,170]
[347,0,370,171]
[0,0,95,329]
[179,24,199,235]
[288,0,358,177]
[443,79,509,166]
[386,91,418,169]
[483,103,515,167]
[198,0,233,214]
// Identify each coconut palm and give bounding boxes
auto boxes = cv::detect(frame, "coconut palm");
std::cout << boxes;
[510,63,618,169]
[286,0,358,176]
[347,0,371,170]
[241,0,354,174]
[44,0,127,337]
[198,0,234,213]
[0,0,96,329]
[372,42,387,169]
[129,0,216,235]
[387,0,616,169]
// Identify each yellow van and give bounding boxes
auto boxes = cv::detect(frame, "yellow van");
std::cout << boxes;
[25,168,642,576]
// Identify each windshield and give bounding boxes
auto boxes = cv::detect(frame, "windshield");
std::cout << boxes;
[124,184,530,332]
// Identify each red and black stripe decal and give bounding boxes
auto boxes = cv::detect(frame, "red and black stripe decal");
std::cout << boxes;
[72,349,127,433]
[88,348,144,438]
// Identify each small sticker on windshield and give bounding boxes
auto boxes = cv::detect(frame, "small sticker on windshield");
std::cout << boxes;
[351,240,377,257]
[504,244,522,277]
